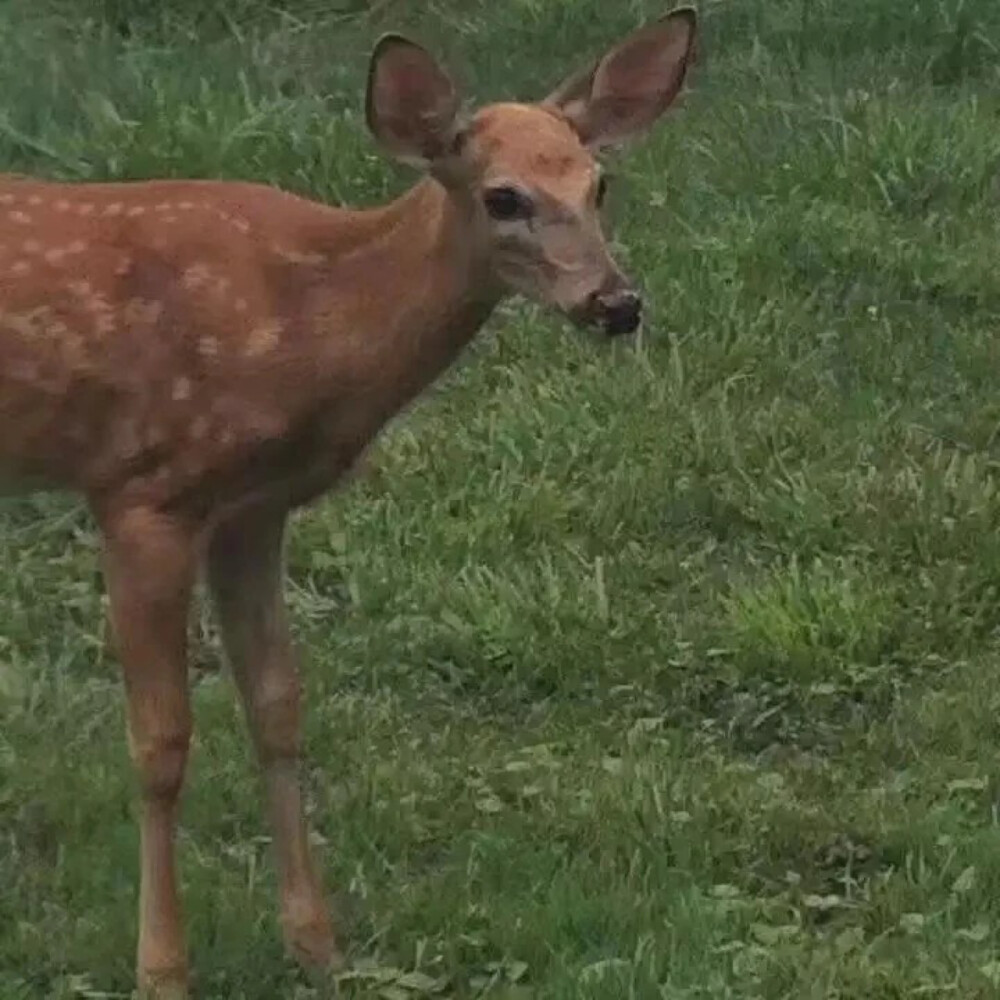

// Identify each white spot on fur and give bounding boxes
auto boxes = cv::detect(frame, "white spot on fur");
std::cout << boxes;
[274,246,326,265]
[245,319,284,357]
[93,311,116,337]
[48,319,70,342]
[2,312,38,337]
[181,263,211,290]
[198,335,219,358]
[122,298,164,328]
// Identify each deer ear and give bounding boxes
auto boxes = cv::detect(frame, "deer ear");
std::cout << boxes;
[365,34,461,167]
[543,7,697,150]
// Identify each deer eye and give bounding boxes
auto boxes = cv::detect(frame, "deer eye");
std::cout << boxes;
[484,186,532,221]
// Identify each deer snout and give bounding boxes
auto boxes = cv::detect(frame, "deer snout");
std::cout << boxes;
[590,287,642,336]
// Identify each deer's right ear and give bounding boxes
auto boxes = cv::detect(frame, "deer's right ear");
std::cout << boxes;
[365,34,461,168]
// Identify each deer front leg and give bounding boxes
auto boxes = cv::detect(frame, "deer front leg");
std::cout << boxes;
[102,507,197,1000]
[206,507,343,973]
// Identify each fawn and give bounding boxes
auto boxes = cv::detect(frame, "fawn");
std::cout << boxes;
[0,8,697,997]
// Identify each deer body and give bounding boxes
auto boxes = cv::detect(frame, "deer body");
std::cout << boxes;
[0,177,498,522]
[1,10,697,997]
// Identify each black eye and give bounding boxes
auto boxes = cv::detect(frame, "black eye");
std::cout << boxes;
[484,186,532,221]
[596,174,609,207]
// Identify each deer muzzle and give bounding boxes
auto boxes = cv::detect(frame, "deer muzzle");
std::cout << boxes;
[593,287,642,336]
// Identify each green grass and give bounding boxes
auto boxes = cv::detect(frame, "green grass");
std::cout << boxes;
[3,0,1000,996]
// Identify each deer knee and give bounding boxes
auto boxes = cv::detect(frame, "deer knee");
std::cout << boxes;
[251,671,302,764]
[129,725,192,801]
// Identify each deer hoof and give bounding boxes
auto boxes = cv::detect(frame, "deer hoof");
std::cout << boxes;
[283,911,346,974]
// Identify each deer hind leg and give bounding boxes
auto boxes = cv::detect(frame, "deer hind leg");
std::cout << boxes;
[101,506,198,1000]
[206,507,343,973]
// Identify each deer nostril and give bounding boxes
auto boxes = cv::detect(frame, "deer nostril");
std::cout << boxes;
[597,290,642,336]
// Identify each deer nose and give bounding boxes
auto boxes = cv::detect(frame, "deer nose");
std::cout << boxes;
[593,288,642,336]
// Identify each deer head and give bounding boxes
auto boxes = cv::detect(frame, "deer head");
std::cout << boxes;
[365,7,698,337]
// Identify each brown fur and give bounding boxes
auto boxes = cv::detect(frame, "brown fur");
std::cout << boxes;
[0,176,495,522]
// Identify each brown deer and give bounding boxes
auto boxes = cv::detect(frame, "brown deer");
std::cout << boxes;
[0,8,697,997]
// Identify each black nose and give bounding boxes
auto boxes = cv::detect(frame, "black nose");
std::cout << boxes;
[595,289,642,336]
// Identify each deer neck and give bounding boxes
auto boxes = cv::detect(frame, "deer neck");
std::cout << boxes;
[311,177,504,411]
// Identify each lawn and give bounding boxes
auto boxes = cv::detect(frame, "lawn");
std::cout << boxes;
[2,0,1000,997]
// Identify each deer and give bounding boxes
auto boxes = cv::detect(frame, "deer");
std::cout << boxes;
[0,8,697,997]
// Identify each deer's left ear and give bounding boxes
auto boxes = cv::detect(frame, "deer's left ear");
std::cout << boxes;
[543,7,697,150]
